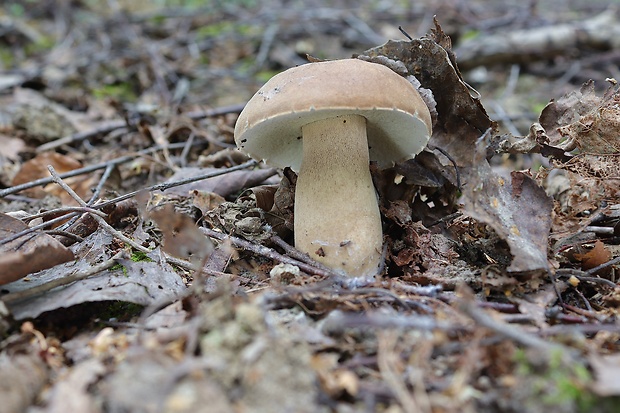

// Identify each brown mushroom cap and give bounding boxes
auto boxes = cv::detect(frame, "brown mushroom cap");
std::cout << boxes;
[234,59,432,170]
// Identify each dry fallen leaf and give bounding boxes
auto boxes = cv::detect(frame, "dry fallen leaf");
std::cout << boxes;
[0,212,74,285]
[150,204,214,266]
[461,136,553,276]
[575,240,612,275]
[11,152,96,203]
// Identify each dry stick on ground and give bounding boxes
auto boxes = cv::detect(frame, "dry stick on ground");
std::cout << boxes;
[0,141,203,198]
[57,162,118,232]
[0,160,258,247]
[555,268,617,288]
[586,255,620,277]
[1,251,127,304]
[201,227,336,278]
[0,206,109,247]
[269,234,333,271]
[457,295,569,353]
[47,166,150,254]
[35,103,245,153]
[455,11,620,70]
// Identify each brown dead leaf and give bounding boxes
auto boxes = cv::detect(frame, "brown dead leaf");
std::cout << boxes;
[0,212,74,285]
[11,152,96,202]
[250,184,278,211]
[540,82,620,154]
[361,20,496,175]
[539,81,601,148]
[190,190,225,215]
[150,204,214,265]
[575,240,612,275]
[3,240,188,320]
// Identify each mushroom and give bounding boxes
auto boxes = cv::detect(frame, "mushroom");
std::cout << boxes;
[234,59,432,276]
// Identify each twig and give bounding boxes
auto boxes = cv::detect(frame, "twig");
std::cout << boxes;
[586,255,620,277]
[1,251,126,304]
[35,104,245,153]
[254,24,279,70]
[1,141,203,198]
[0,161,259,246]
[269,234,333,271]
[47,166,150,254]
[0,206,108,247]
[22,206,108,222]
[427,145,461,189]
[36,120,127,152]
[457,296,565,352]
[92,159,259,212]
[556,268,617,288]
[88,163,115,205]
[184,103,245,121]
[540,323,620,337]
[201,227,335,278]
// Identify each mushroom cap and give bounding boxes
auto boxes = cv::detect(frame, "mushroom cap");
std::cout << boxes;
[234,59,432,170]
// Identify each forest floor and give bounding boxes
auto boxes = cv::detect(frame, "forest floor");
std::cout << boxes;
[1,1,620,412]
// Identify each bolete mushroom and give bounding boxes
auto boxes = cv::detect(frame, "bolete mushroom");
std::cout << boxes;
[234,59,432,276]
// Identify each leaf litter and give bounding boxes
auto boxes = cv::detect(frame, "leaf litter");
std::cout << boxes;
[0,2,620,412]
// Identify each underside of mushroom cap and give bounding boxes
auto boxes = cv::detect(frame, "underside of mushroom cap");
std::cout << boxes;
[234,59,432,170]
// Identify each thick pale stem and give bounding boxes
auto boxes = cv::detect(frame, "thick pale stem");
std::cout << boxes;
[295,114,382,276]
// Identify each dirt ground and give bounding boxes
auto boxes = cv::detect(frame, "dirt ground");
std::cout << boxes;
[1,1,620,412]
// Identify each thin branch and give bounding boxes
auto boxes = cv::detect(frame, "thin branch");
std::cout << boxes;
[1,251,126,304]
[201,227,335,278]
[556,268,617,288]
[586,255,620,277]
[36,120,127,152]
[1,141,203,198]
[47,166,150,254]
[35,103,245,153]
[457,296,566,352]
[0,206,108,247]
[0,161,259,246]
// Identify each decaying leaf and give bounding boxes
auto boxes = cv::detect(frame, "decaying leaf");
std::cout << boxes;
[588,353,620,397]
[360,19,496,176]
[11,152,96,203]
[539,80,602,148]
[2,232,186,320]
[462,136,553,276]
[0,212,74,285]
[150,204,214,265]
[575,240,612,275]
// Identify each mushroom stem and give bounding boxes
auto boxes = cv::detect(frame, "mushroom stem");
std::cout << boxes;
[295,114,382,276]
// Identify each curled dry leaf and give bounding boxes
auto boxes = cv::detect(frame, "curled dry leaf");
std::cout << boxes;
[360,19,496,177]
[0,212,74,285]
